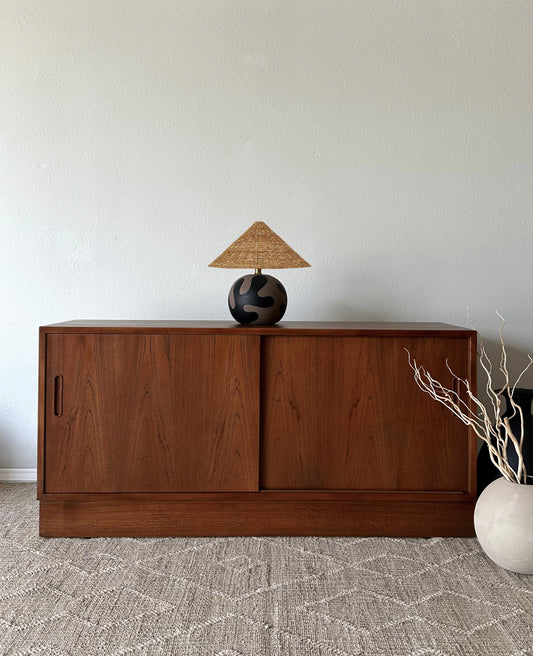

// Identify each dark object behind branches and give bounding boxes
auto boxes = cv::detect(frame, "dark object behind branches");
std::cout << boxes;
[477,388,533,495]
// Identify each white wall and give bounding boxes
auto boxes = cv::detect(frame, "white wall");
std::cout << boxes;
[1,0,532,469]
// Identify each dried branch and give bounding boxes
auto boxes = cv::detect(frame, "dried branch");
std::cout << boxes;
[406,316,531,484]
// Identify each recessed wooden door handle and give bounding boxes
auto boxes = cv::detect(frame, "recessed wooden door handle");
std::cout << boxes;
[54,375,63,417]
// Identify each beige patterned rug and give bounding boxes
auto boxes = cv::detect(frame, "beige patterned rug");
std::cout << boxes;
[1,483,532,655]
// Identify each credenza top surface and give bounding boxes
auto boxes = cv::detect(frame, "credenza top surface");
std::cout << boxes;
[40,320,476,337]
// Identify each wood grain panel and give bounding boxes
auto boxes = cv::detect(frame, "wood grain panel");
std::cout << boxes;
[40,496,475,537]
[260,335,473,492]
[45,334,259,492]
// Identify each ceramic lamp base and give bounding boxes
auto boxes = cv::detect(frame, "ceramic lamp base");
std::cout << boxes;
[228,274,287,325]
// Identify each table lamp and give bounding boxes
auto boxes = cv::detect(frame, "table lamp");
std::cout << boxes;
[209,221,310,325]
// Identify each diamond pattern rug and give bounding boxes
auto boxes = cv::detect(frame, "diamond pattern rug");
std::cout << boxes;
[1,483,532,655]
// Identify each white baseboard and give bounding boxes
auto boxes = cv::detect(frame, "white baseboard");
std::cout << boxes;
[0,468,37,482]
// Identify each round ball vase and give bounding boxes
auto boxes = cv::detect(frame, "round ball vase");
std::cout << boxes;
[228,274,287,325]
[474,477,533,574]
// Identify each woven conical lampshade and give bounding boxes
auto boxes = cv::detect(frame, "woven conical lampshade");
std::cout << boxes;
[209,221,310,270]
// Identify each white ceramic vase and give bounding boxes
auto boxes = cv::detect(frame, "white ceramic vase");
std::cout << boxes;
[474,477,533,574]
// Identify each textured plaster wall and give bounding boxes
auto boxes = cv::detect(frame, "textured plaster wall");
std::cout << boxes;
[1,1,532,468]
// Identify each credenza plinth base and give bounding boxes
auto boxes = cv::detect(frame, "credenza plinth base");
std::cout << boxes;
[39,493,476,538]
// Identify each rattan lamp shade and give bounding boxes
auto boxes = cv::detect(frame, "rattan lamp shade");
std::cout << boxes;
[209,221,310,270]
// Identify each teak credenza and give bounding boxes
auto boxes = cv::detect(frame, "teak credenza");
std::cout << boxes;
[38,321,477,537]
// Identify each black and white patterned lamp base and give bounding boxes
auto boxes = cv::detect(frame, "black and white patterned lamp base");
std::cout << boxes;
[228,274,287,325]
